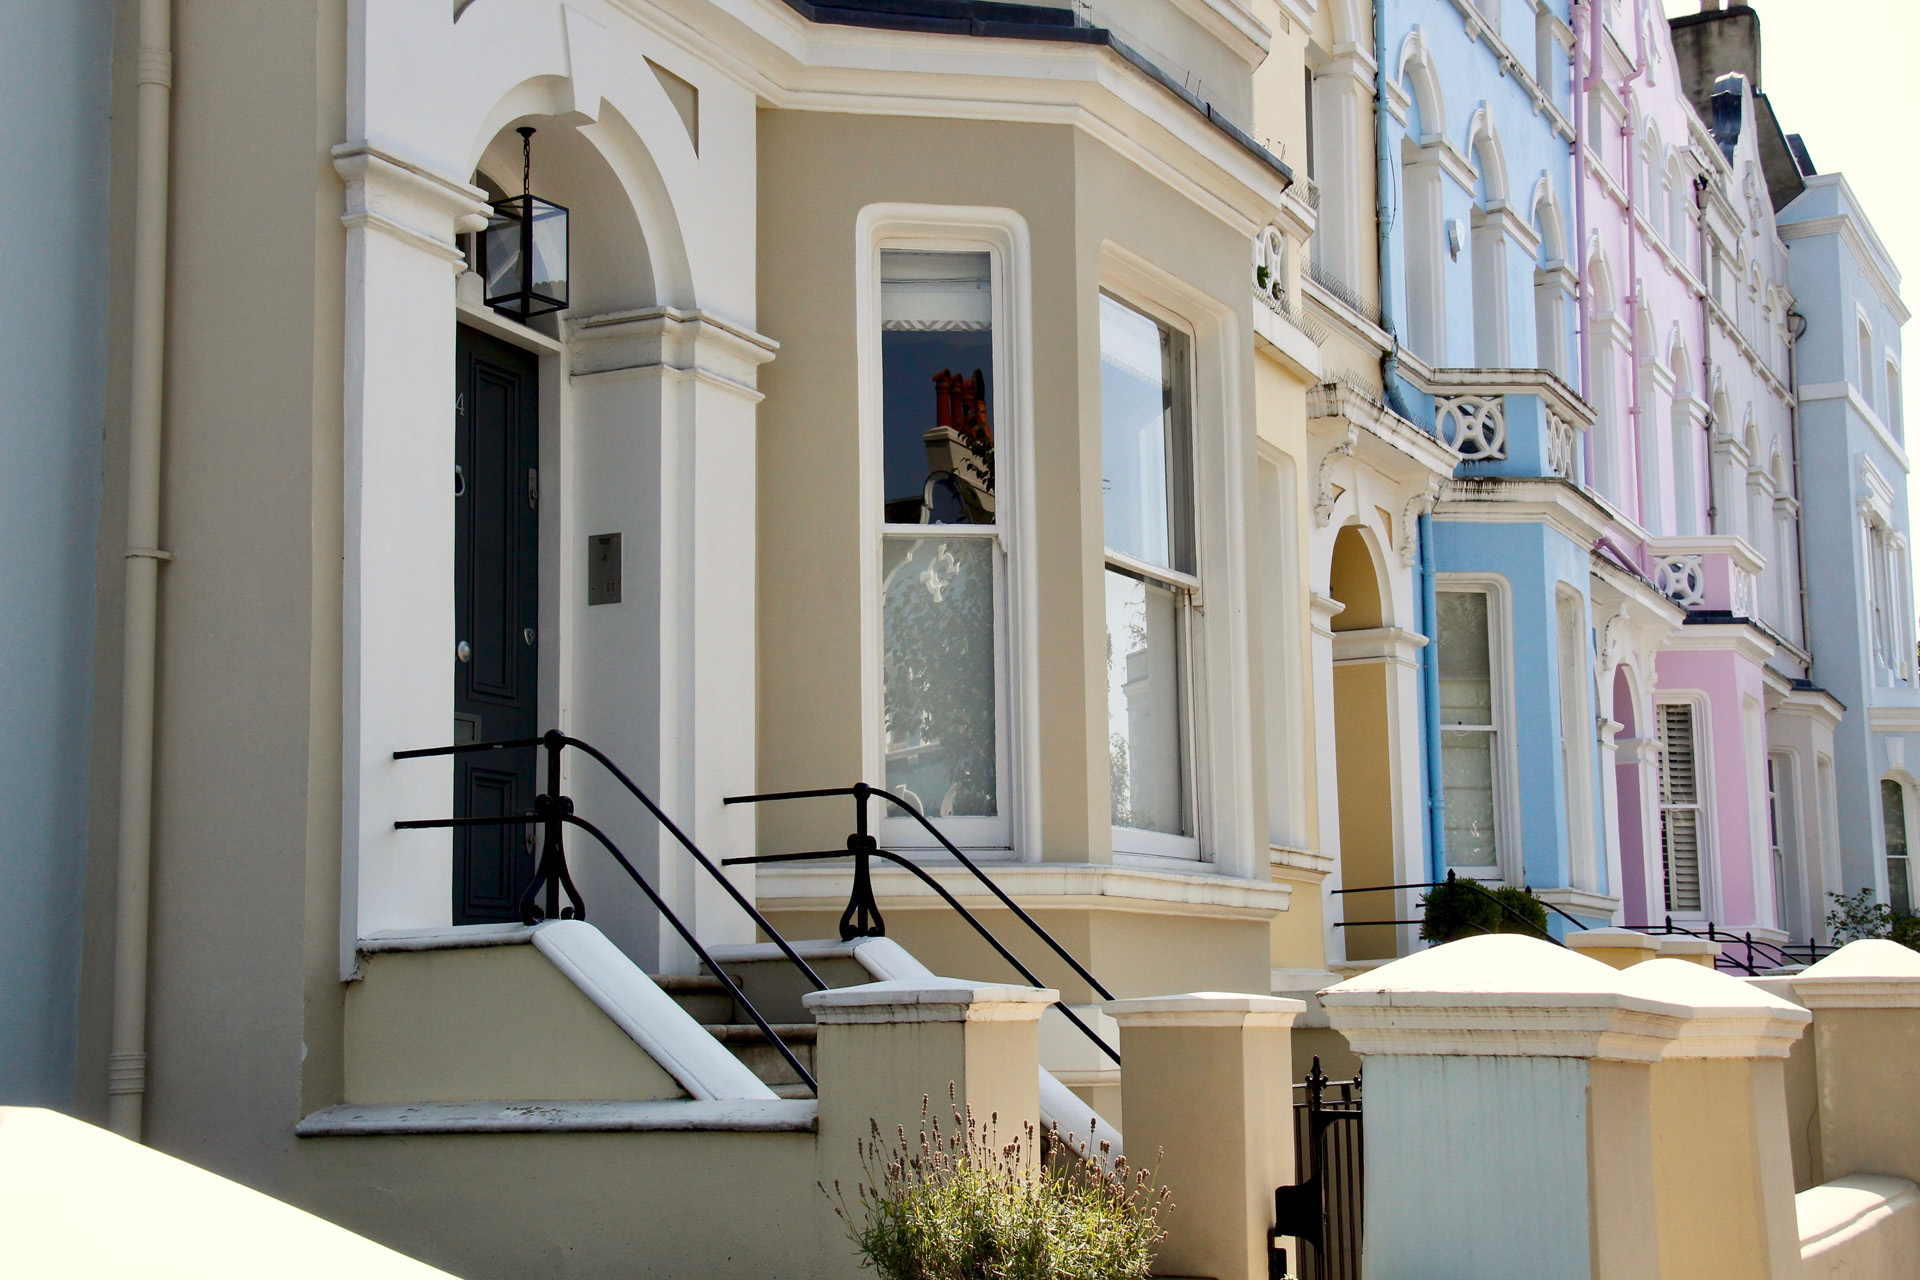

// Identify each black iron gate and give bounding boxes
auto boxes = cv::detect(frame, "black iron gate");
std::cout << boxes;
[1271,1057,1362,1280]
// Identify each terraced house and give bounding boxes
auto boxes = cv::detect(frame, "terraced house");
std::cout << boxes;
[3,0,1917,1277]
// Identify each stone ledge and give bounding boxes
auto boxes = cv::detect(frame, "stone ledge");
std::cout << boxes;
[754,860,1291,920]
[295,1098,818,1136]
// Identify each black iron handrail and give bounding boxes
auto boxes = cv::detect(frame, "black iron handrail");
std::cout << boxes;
[394,730,825,1093]
[721,781,1122,1067]
[1333,872,1576,944]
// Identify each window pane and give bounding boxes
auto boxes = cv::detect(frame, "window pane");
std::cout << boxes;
[1884,779,1910,912]
[1100,295,1193,574]
[1106,568,1186,835]
[883,536,997,817]
[1437,591,1493,727]
[1442,729,1499,867]
[882,251,995,525]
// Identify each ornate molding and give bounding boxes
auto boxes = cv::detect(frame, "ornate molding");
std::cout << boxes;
[1313,425,1358,527]
[1397,477,1441,566]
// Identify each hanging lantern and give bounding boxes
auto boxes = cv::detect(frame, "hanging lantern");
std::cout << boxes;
[479,126,569,320]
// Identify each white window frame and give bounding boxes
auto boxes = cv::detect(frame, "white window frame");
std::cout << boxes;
[1887,356,1904,442]
[1098,244,1257,878]
[1101,290,1203,863]
[855,205,1040,858]
[1556,585,1598,891]
[1858,310,1878,413]
[1434,573,1521,883]
[1655,694,1715,920]
[1882,774,1915,914]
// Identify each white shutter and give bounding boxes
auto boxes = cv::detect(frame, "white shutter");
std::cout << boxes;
[1659,703,1702,913]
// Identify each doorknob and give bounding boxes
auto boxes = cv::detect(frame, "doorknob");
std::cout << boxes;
[457,640,472,663]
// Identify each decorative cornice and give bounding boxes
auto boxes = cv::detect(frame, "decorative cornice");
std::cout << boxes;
[1434,476,1614,548]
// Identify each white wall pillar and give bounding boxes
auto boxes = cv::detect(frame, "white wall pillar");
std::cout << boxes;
[566,307,776,972]
[1322,935,1687,1280]
[1789,939,1920,1186]
[335,144,490,969]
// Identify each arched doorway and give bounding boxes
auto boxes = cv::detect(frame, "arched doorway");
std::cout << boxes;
[1328,525,1398,959]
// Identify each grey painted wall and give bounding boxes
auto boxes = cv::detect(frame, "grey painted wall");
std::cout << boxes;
[0,3,113,1107]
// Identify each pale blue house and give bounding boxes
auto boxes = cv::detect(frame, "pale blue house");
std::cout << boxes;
[1375,0,1607,923]
[1781,169,1918,918]
[0,4,113,1107]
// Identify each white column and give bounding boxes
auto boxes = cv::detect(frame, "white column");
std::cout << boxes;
[1598,716,1625,920]
[335,143,490,968]
[1310,592,1346,963]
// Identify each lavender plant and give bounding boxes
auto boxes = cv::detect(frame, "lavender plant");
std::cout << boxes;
[821,1086,1170,1280]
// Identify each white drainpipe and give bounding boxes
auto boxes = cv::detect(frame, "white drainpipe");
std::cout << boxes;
[109,0,174,1141]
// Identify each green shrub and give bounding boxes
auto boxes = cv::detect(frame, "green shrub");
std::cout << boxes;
[1420,873,1550,944]
[1826,888,1920,952]
[824,1088,1170,1280]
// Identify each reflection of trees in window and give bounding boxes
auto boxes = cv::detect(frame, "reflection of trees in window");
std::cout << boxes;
[882,537,997,817]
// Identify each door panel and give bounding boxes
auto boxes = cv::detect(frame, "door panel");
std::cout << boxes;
[454,325,540,924]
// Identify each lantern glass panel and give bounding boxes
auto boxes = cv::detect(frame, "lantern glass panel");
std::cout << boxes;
[482,206,524,307]
[528,197,568,309]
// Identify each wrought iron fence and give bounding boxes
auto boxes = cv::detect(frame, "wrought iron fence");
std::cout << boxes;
[1272,1058,1363,1280]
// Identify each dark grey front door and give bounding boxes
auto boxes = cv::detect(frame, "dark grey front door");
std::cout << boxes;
[454,325,540,923]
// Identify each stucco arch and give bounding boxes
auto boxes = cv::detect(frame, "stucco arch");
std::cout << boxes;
[1530,176,1566,266]
[1329,523,1390,631]
[446,3,707,308]
[1465,107,1509,204]
[1320,0,1362,48]
[1668,329,1692,396]
[1588,242,1618,317]
[1396,29,1446,140]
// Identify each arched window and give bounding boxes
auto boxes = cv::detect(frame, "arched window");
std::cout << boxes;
[1588,251,1622,500]
[1670,338,1698,536]
[1533,183,1569,378]
[1398,39,1447,363]
[1860,316,1880,413]
[1469,115,1510,368]
[1888,360,1905,441]
[1668,158,1691,270]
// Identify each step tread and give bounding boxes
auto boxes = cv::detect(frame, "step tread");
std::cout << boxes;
[649,974,730,992]
[701,1022,818,1044]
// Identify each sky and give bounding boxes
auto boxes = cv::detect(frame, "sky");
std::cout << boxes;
[1657,0,1920,587]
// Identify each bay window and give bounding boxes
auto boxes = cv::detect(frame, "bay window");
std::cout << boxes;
[1101,293,1199,858]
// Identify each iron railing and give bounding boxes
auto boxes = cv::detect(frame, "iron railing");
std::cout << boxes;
[1272,1058,1363,1280]
[1332,870,1583,945]
[1334,871,1838,973]
[721,782,1123,1067]
[1622,916,1839,975]
[393,730,827,1093]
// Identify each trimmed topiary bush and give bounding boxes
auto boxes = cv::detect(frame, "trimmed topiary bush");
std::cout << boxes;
[1420,872,1551,944]
[824,1088,1170,1280]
